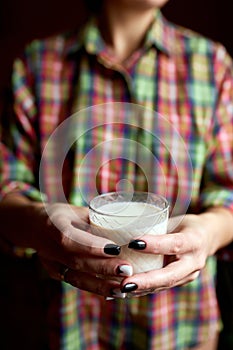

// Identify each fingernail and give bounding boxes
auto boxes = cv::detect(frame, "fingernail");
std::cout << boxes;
[128,240,146,250]
[121,283,138,293]
[104,244,121,255]
[117,265,133,277]
[111,288,126,299]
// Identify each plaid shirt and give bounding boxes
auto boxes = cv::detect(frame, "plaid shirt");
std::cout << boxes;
[1,10,233,350]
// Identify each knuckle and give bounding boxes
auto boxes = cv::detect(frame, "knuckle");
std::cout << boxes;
[88,242,100,255]
[171,236,184,254]
[96,260,116,276]
[154,240,162,253]
[167,275,177,288]
[139,274,153,290]
[72,258,83,271]
[72,255,90,271]
[98,262,110,275]
[164,270,179,288]
[60,231,71,248]
[142,280,152,290]
[95,280,107,296]
[187,231,203,253]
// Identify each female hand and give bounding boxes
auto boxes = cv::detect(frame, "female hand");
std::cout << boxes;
[119,209,233,296]
[36,203,134,298]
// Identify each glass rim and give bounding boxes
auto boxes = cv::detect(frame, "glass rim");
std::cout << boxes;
[89,191,169,218]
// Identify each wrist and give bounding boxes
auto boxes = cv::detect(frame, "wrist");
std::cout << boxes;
[24,201,49,251]
[0,192,47,250]
[199,207,233,256]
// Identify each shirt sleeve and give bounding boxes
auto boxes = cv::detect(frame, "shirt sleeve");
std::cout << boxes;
[200,47,233,213]
[0,52,46,202]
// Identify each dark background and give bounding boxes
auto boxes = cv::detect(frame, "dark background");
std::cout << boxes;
[0,0,232,115]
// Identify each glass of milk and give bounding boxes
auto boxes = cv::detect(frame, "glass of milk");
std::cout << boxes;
[89,191,169,274]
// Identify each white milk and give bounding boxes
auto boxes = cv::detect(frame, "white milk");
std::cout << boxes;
[89,201,168,273]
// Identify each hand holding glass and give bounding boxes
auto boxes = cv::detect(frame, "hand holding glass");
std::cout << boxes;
[89,192,169,274]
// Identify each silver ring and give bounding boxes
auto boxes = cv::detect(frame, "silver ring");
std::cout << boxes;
[60,266,69,282]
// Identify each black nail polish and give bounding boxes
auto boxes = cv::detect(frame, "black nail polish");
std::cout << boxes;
[104,243,121,255]
[128,240,146,250]
[121,283,138,293]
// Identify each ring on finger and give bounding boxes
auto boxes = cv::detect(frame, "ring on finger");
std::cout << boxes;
[60,266,69,282]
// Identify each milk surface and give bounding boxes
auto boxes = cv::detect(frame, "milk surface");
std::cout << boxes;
[97,201,157,216]
[89,201,168,273]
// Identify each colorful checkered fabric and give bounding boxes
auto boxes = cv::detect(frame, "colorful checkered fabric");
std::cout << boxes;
[1,10,233,349]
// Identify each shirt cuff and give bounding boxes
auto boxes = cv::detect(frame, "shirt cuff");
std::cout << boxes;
[0,180,47,202]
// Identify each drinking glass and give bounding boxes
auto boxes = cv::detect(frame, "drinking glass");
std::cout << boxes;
[89,191,169,273]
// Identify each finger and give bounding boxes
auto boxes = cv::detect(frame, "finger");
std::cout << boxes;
[176,270,201,286]
[46,204,124,256]
[62,254,133,277]
[64,226,123,256]
[67,270,126,298]
[129,232,197,256]
[40,257,127,298]
[121,257,197,292]
[40,255,133,280]
[48,216,122,257]
[46,203,89,225]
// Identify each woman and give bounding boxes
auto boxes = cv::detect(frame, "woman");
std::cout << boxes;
[1,0,233,349]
